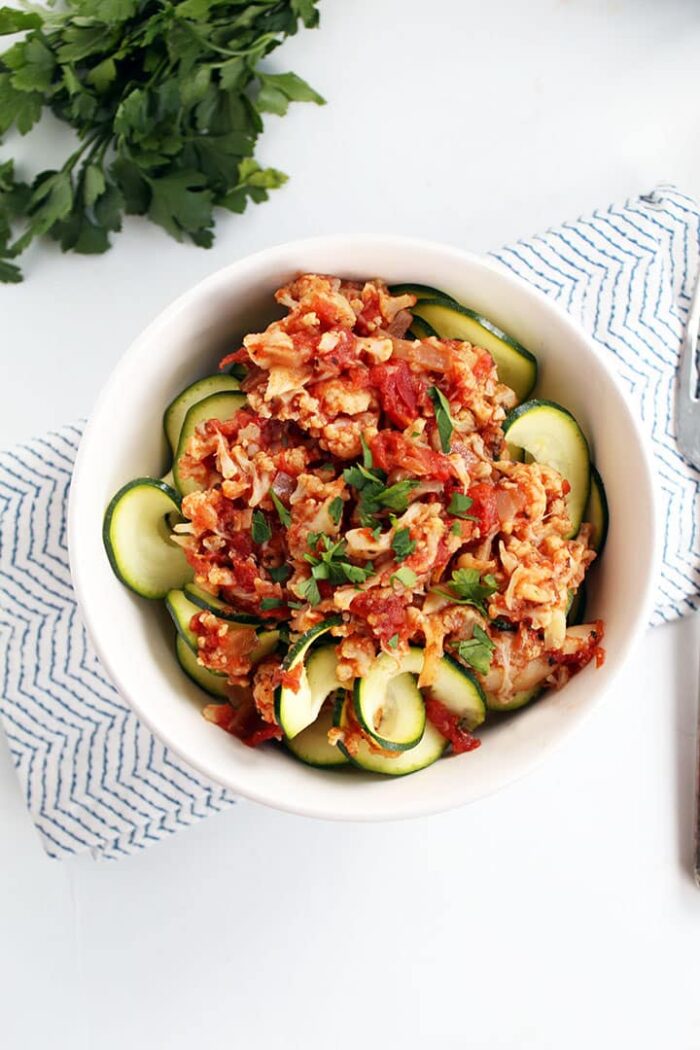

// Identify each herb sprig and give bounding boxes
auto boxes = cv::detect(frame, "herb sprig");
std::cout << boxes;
[432,567,498,616]
[300,532,374,605]
[0,0,323,282]
[451,625,495,675]
[343,462,418,527]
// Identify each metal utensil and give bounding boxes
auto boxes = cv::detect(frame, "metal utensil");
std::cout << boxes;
[676,270,700,885]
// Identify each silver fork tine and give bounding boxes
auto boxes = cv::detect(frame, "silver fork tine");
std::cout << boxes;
[677,272,700,465]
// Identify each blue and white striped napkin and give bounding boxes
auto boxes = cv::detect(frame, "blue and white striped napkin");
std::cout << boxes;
[1,185,698,860]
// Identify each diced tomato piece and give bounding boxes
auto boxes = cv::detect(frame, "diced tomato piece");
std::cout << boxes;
[219,347,246,368]
[370,430,451,480]
[242,724,283,748]
[233,559,258,592]
[203,701,282,748]
[369,361,423,429]
[280,663,303,693]
[203,703,237,733]
[425,698,481,754]
[467,481,499,535]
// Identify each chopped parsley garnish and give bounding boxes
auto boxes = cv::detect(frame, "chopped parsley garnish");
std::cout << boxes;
[387,634,399,649]
[270,491,291,528]
[251,509,271,545]
[391,527,416,562]
[432,567,498,615]
[452,626,495,675]
[428,385,454,452]
[342,462,418,526]
[305,533,373,586]
[451,521,463,536]
[268,564,292,584]
[328,496,344,526]
[448,492,477,521]
[298,576,322,606]
[342,563,374,584]
[260,597,283,611]
[378,480,420,512]
[360,433,374,468]
[391,566,417,589]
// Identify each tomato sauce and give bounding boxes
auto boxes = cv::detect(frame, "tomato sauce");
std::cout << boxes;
[424,698,481,754]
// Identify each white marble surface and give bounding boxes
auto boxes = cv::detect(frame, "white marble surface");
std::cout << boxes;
[2,1,700,1047]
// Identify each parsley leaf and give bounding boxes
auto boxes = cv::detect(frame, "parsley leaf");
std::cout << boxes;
[251,509,271,545]
[270,490,292,528]
[360,433,373,469]
[448,492,477,520]
[391,566,417,589]
[428,386,454,452]
[328,496,344,526]
[341,562,373,584]
[452,626,495,675]
[387,633,399,649]
[343,461,418,525]
[260,597,282,611]
[433,568,498,615]
[391,527,416,562]
[0,1,324,282]
[305,532,373,587]
[298,576,321,606]
[377,479,419,513]
[0,9,42,35]
[268,564,291,584]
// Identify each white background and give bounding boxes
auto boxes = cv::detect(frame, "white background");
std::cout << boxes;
[2,0,700,1047]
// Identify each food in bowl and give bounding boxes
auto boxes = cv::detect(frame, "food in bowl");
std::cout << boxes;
[103,274,608,776]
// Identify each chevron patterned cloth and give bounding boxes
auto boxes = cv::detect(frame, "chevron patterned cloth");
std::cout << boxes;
[1,186,699,860]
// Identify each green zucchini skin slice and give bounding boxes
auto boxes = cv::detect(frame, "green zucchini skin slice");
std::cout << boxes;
[173,390,247,496]
[408,315,439,340]
[103,477,193,599]
[285,699,349,768]
[485,687,543,713]
[163,374,241,456]
[335,695,447,776]
[175,634,229,698]
[166,589,278,665]
[352,651,423,751]
[353,648,426,752]
[427,651,487,729]
[184,583,262,626]
[274,619,343,739]
[389,282,459,303]
[585,465,608,554]
[165,588,209,653]
[503,399,591,538]
[566,584,587,627]
[353,647,486,751]
[412,298,538,402]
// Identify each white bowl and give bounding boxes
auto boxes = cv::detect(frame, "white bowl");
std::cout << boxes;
[69,236,658,821]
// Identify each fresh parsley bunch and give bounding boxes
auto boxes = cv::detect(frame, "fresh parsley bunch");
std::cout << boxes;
[0,0,323,283]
